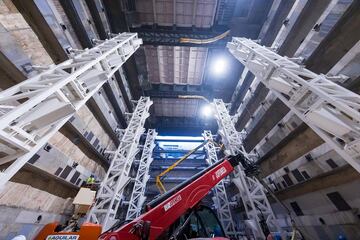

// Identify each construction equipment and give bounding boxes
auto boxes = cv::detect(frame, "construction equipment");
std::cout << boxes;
[33,36,351,239]
[155,140,209,193]
[35,154,247,240]
[35,97,152,240]
[153,133,240,238]
[100,153,245,240]
[35,187,101,240]
[177,95,279,238]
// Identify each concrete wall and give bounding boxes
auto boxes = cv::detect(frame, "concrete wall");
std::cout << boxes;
[47,0,82,49]
[265,143,348,191]
[0,1,53,66]
[0,0,111,175]
[0,182,73,239]
[272,179,360,239]
[77,106,116,151]
[48,132,106,178]
[0,0,121,237]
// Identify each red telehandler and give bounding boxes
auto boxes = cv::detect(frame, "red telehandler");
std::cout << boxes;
[99,154,243,240]
[36,154,248,240]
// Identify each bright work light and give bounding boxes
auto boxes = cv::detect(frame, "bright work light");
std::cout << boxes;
[201,105,213,117]
[211,57,228,76]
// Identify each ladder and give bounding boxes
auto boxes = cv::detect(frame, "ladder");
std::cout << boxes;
[0,33,142,189]
[227,37,360,174]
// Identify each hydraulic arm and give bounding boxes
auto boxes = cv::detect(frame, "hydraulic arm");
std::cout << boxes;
[100,154,244,240]
[155,140,209,193]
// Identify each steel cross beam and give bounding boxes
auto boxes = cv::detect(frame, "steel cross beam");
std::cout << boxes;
[87,97,152,231]
[227,38,360,173]
[0,33,142,189]
[203,130,238,238]
[213,99,279,239]
[126,129,157,220]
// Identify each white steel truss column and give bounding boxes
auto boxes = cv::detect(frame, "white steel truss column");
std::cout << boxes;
[87,97,152,231]
[203,130,238,238]
[227,37,360,173]
[213,99,278,239]
[0,33,142,189]
[126,129,157,220]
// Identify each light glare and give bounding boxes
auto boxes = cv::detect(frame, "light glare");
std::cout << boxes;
[211,57,228,75]
[202,105,213,117]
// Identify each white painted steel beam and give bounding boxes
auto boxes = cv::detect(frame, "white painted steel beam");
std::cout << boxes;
[203,130,239,238]
[213,99,279,239]
[0,33,142,189]
[87,97,152,231]
[228,37,360,173]
[126,129,157,220]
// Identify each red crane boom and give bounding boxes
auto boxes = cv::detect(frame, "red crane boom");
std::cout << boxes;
[100,154,243,240]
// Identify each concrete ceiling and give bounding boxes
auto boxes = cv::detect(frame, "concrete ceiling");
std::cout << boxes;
[153,98,202,117]
[133,0,217,28]
[144,45,208,85]
[132,0,273,129]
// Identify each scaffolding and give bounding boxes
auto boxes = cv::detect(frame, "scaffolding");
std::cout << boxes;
[203,130,238,238]
[0,33,142,189]
[87,97,152,231]
[213,99,278,239]
[227,37,360,174]
[126,129,157,220]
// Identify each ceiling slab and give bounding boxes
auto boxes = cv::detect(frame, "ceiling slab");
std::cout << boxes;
[144,45,208,85]
[134,0,217,28]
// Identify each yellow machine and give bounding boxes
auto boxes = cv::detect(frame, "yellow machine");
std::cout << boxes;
[155,140,209,193]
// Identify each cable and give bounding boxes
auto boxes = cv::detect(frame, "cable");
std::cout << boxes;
[178,95,210,103]
[258,178,307,239]
[179,30,231,44]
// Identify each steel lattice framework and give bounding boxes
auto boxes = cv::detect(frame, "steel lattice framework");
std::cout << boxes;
[87,97,152,231]
[213,99,278,239]
[227,37,360,173]
[0,33,142,189]
[126,129,157,220]
[203,130,238,238]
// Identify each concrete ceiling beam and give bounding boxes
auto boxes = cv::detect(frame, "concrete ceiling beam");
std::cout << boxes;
[229,0,295,114]
[274,165,360,201]
[12,0,69,63]
[84,0,110,40]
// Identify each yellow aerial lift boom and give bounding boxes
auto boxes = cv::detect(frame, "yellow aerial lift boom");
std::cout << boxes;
[155,140,209,193]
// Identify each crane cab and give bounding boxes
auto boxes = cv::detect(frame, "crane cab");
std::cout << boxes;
[158,205,229,240]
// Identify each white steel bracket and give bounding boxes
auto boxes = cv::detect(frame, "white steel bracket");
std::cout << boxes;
[126,129,157,220]
[227,37,360,173]
[0,33,142,189]
[87,97,152,231]
[213,99,279,239]
[203,130,239,238]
